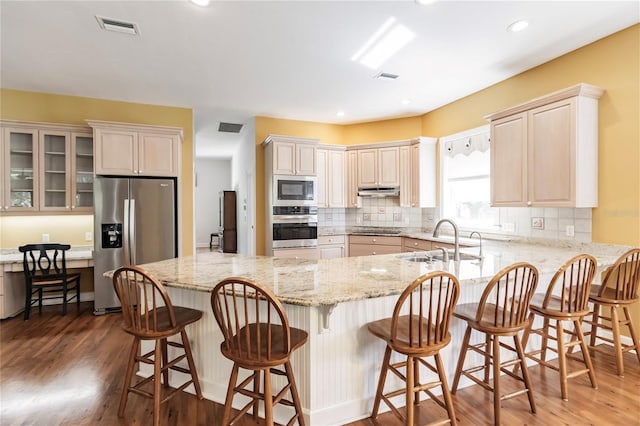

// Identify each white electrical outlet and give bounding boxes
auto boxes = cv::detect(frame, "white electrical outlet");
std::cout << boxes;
[85,232,92,241]
[42,233,50,243]
[565,225,575,237]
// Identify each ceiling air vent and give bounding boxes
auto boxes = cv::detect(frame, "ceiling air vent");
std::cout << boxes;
[96,16,140,35]
[218,122,244,133]
[375,72,399,80]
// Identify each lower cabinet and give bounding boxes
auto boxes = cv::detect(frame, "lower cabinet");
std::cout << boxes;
[349,235,402,257]
[402,237,432,252]
[0,270,27,319]
[272,247,320,260]
[318,235,346,259]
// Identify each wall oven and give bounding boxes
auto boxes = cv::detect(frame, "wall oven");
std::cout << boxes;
[273,175,316,206]
[272,206,318,248]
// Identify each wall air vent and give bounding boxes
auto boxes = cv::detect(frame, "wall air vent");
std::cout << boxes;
[218,122,244,133]
[96,16,140,35]
[375,72,399,80]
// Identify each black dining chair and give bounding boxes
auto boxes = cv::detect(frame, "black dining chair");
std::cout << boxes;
[19,243,81,320]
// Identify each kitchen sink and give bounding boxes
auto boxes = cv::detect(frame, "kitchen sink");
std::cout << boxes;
[399,252,481,262]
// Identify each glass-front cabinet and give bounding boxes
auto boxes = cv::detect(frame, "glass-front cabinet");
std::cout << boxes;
[1,121,93,214]
[71,133,94,211]
[3,127,39,212]
[40,130,70,211]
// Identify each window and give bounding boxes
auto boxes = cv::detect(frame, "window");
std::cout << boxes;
[440,126,493,230]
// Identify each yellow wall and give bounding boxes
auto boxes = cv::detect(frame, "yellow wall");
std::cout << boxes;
[1,215,93,247]
[343,116,423,145]
[0,89,194,255]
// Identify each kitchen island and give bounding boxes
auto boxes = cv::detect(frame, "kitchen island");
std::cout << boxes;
[119,241,630,425]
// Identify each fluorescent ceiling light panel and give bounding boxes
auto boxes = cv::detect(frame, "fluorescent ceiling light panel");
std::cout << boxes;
[352,17,416,69]
[507,20,529,32]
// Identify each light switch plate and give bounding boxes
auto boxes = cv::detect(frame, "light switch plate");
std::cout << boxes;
[42,233,50,243]
[565,225,575,237]
[85,232,92,241]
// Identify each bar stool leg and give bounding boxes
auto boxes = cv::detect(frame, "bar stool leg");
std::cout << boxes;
[285,360,306,426]
[589,303,601,349]
[611,306,624,376]
[153,339,162,426]
[514,334,536,414]
[405,356,415,426]
[119,336,139,417]
[222,364,239,426]
[181,329,203,398]
[574,319,598,389]
[452,326,472,393]
[434,352,458,426]
[371,346,392,417]
[623,307,640,364]
[556,321,569,401]
[492,335,501,426]
[264,368,274,426]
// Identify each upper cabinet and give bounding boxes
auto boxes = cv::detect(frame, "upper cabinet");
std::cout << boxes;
[88,120,182,177]
[357,146,400,188]
[346,150,359,208]
[402,138,436,208]
[264,135,318,176]
[486,83,603,208]
[317,145,346,208]
[1,121,93,214]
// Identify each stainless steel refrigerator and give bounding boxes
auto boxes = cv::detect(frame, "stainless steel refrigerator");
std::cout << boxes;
[93,176,177,314]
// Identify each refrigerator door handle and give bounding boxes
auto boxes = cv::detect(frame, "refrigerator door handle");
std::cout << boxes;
[130,198,136,265]
[124,199,131,266]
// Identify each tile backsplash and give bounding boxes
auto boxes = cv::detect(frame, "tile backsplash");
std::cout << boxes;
[319,197,592,242]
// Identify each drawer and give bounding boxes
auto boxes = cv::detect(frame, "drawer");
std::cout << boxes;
[318,235,346,245]
[349,243,401,257]
[349,235,402,246]
[402,238,432,251]
[273,248,320,260]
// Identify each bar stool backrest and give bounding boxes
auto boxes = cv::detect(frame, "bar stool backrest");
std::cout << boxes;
[112,266,177,337]
[476,262,538,331]
[598,248,640,301]
[390,271,460,349]
[541,254,597,313]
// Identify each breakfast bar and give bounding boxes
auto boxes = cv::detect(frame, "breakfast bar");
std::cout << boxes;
[118,240,630,425]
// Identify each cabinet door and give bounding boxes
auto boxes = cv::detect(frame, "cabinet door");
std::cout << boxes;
[528,98,576,206]
[273,141,296,175]
[347,150,359,207]
[94,129,137,175]
[138,132,179,177]
[328,150,346,207]
[410,144,420,207]
[39,130,71,211]
[3,127,39,211]
[357,148,378,187]
[316,149,328,207]
[399,146,411,207]
[71,132,94,211]
[378,146,400,187]
[320,246,344,259]
[296,144,317,175]
[491,113,527,206]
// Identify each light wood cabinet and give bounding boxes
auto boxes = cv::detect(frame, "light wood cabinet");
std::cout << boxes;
[272,247,320,260]
[357,146,399,188]
[265,135,318,176]
[1,121,94,213]
[402,237,432,252]
[318,235,346,259]
[89,120,181,177]
[399,138,437,208]
[349,235,402,257]
[317,146,346,208]
[487,84,603,207]
[346,150,359,208]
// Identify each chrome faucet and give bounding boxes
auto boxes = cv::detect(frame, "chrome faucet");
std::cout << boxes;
[469,231,483,258]
[434,246,449,263]
[433,219,460,262]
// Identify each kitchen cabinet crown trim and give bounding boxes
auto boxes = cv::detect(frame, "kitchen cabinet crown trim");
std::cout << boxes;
[346,136,435,150]
[1,119,90,133]
[86,120,184,142]
[262,134,320,146]
[484,83,604,122]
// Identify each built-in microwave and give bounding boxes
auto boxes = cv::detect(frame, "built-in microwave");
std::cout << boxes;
[273,175,317,206]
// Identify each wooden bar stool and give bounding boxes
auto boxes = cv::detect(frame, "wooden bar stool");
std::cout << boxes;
[451,262,538,426]
[112,266,203,426]
[211,277,308,426]
[583,248,640,376]
[367,271,460,425]
[521,254,598,401]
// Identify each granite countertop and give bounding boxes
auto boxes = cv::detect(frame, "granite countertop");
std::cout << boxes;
[110,240,632,307]
[0,246,94,264]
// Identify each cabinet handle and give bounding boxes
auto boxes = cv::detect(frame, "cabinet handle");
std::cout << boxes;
[372,238,377,242]
[373,251,377,255]
[527,201,532,206]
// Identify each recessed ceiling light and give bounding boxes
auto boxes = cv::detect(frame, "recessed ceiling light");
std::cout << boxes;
[190,0,210,6]
[351,17,416,70]
[507,20,529,32]
[401,99,411,105]
[336,111,345,117]
[415,0,438,4]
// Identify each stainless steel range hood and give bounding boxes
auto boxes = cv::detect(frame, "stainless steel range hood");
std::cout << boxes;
[357,186,400,197]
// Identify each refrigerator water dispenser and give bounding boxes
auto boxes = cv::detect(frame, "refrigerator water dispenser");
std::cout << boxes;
[101,223,123,249]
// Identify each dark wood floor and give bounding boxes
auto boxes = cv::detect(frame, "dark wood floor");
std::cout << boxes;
[1,302,639,425]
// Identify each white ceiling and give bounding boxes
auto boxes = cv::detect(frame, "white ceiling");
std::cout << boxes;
[1,1,638,158]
